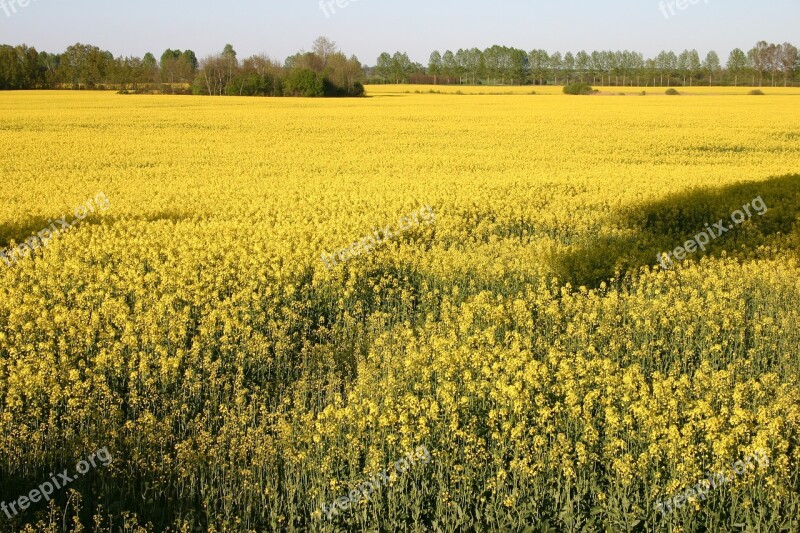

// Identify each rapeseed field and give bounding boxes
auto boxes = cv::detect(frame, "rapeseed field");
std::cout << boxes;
[0,90,798,531]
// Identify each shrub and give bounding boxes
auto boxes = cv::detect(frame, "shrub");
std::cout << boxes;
[284,69,325,97]
[665,88,680,95]
[350,82,365,97]
[563,83,595,95]
[748,89,765,95]
[226,73,262,96]
[322,79,365,97]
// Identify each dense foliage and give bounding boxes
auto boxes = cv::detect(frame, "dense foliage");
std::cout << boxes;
[371,42,799,87]
[563,83,596,95]
[0,37,364,98]
[1,40,798,94]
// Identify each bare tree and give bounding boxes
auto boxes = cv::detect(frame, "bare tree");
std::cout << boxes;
[243,54,281,78]
[312,36,338,68]
[779,43,798,87]
[199,54,230,95]
[748,41,769,86]
[766,43,780,86]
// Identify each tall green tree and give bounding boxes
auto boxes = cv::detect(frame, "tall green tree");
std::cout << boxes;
[703,51,721,85]
[549,52,562,85]
[376,52,392,82]
[38,50,59,88]
[726,48,749,86]
[562,52,575,83]
[509,48,529,85]
[428,51,442,84]
[454,49,468,84]
[575,51,590,83]
[442,50,457,84]
[748,41,769,86]
[779,43,798,86]
[529,49,549,85]
[390,52,413,84]
[222,44,238,84]
[58,43,113,89]
[468,48,484,84]
[483,46,499,85]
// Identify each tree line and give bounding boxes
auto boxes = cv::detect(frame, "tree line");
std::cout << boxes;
[371,41,800,87]
[2,38,797,93]
[0,37,364,97]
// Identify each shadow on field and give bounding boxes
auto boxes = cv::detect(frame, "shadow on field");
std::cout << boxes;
[0,211,192,251]
[553,174,800,288]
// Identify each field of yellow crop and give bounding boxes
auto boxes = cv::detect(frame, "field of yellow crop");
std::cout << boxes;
[1,90,799,532]
[367,83,800,96]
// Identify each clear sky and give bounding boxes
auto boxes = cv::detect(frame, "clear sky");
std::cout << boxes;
[0,0,797,65]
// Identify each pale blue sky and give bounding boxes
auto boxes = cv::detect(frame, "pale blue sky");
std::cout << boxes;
[0,0,797,65]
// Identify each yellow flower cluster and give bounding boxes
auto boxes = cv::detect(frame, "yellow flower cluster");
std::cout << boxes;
[0,90,798,531]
